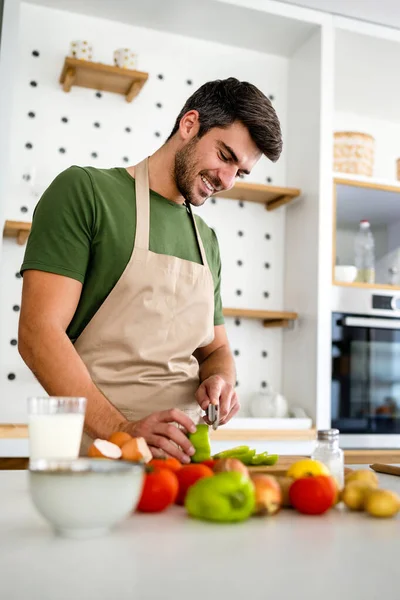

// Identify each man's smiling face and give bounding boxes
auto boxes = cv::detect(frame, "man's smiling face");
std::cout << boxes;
[174,120,261,207]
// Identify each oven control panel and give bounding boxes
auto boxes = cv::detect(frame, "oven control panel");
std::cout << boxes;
[372,294,400,311]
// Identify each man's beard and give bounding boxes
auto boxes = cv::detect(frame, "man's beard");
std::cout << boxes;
[174,137,213,207]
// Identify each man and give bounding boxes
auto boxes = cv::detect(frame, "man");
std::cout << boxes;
[18,77,282,463]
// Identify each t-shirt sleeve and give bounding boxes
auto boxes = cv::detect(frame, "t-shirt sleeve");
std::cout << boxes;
[210,229,225,326]
[20,166,95,283]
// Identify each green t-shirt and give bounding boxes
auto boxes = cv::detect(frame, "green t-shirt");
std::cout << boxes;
[21,165,224,341]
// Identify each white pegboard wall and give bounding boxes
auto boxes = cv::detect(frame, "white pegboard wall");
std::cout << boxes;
[0,2,290,422]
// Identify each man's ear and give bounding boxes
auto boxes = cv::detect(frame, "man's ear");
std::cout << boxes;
[179,110,200,141]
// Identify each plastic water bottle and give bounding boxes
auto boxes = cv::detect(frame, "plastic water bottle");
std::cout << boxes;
[354,220,375,283]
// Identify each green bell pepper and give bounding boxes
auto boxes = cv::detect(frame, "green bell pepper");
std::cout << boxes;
[185,471,255,523]
[188,424,211,463]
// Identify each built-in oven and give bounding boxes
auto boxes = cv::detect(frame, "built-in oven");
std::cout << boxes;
[332,307,400,435]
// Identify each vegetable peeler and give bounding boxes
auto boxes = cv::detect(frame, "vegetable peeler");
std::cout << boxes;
[207,404,219,430]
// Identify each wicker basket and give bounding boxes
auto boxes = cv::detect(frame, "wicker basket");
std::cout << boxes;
[396,158,400,181]
[334,131,375,176]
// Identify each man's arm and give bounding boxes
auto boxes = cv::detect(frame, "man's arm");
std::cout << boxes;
[193,325,239,424]
[19,270,197,462]
[19,270,129,439]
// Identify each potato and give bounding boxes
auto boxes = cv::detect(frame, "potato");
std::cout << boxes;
[345,469,378,487]
[341,481,375,511]
[365,489,400,518]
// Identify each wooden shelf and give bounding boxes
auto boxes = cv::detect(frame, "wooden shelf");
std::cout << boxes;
[0,424,28,439]
[343,449,400,465]
[334,173,400,194]
[223,308,298,328]
[333,281,400,291]
[0,424,314,442]
[210,428,315,441]
[216,181,301,211]
[3,220,31,245]
[59,57,149,102]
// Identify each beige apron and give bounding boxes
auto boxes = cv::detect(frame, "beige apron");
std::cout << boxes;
[75,158,215,453]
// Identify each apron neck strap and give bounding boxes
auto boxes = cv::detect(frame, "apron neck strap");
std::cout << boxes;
[134,157,209,268]
[134,158,150,250]
[184,201,208,267]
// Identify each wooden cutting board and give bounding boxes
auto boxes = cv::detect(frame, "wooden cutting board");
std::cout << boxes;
[248,455,307,477]
[247,455,353,477]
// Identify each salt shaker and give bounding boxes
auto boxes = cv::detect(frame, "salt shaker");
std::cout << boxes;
[311,429,344,489]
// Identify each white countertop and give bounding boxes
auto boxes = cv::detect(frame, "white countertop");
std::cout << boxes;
[0,468,399,600]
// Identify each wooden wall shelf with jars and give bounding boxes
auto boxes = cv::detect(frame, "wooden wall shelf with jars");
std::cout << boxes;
[59,57,149,103]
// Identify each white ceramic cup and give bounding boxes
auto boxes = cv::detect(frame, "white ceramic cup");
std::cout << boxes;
[28,397,86,460]
[69,40,93,61]
[113,48,137,69]
[334,265,357,283]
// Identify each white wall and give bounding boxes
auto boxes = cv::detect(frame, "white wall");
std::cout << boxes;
[0,2,293,424]
[0,0,21,262]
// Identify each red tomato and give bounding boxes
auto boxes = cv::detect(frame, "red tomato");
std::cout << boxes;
[175,464,214,505]
[148,457,183,473]
[201,459,217,470]
[136,468,179,513]
[289,475,336,515]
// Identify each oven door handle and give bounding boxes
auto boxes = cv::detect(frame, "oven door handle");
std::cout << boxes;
[343,316,400,330]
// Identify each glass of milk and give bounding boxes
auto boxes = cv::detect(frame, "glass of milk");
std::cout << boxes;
[28,397,87,460]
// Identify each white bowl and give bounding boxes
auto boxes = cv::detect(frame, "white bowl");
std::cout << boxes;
[29,458,144,538]
[334,265,357,283]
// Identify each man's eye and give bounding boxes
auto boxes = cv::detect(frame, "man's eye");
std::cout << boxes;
[219,153,229,162]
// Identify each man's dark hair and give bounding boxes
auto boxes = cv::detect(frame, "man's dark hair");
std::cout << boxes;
[167,77,282,162]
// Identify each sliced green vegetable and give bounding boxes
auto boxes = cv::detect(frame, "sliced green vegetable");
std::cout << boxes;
[239,450,257,465]
[249,453,267,466]
[213,446,250,460]
[213,446,279,466]
[261,454,278,465]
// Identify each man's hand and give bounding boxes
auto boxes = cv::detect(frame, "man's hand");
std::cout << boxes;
[195,375,240,425]
[124,409,197,463]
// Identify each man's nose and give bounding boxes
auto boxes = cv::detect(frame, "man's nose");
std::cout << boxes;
[219,166,237,191]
